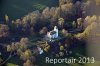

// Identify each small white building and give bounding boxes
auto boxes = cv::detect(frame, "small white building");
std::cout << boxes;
[37,47,44,54]
[47,26,58,41]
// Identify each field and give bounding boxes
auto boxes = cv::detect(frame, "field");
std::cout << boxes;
[0,0,58,21]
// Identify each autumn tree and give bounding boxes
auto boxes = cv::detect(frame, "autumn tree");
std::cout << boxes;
[11,42,16,51]
[5,14,9,24]
[60,2,73,18]
[40,41,50,53]
[0,24,9,38]
[42,7,50,19]
[17,49,23,55]
[61,29,68,36]
[20,49,32,61]
[59,0,65,6]
[30,27,35,36]
[39,27,48,35]
[6,38,29,58]
[72,21,77,29]
[23,49,32,60]
[55,7,61,18]
[19,38,29,51]
[59,0,72,6]
[95,0,100,5]
[23,59,33,66]
[77,18,83,29]
[7,45,12,52]
[11,10,41,36]
[20,38,29,44]
[75,15,98,39]
[58,18,64,28]
[49,7,56,17]
[84,15,97,28]
[44,45,50,52]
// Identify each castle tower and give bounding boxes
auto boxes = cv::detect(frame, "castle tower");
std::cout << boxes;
[54,26,58,38]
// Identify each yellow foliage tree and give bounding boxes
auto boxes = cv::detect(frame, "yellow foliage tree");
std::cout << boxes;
[95,0,100,5]
[23,59,33,66]
[44,45,50,52]
[5,14,9,23]
[58,18,64,28]
[24,50,32,60]
[7,45,12,52]
[60,45,64,51]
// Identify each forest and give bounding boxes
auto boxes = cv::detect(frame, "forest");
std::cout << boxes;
[0,0,100,66]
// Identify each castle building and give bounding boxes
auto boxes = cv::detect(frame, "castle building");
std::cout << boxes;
[47,26,58,41]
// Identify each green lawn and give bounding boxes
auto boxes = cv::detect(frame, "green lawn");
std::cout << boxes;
[0,0,58,20]
[6,63,18,66]
[7,56,23,66]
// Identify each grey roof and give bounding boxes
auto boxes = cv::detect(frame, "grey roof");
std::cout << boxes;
[50,31,56,35]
